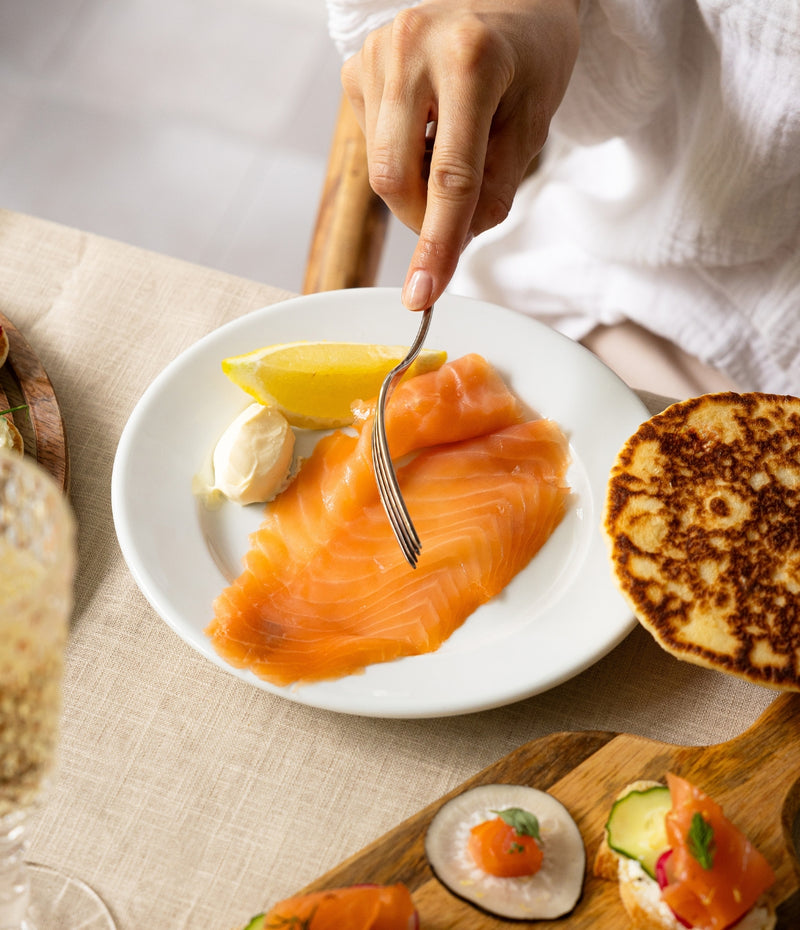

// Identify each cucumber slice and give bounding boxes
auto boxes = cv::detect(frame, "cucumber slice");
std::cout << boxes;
[242,915,265,930]
[605,785,671,879]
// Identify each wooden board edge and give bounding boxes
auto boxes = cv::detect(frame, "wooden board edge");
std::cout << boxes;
[279,697,800,928]
[0,312,69,493]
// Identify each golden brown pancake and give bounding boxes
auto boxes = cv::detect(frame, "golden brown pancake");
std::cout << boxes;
[604,392,800,691]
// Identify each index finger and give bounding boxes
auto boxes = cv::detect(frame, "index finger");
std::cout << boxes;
[401,74,500,309]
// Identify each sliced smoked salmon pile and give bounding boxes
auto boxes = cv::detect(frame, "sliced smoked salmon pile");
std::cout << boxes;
[207,354,571,686]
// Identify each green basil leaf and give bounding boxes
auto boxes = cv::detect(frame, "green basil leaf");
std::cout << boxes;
[687,812,715,870]
[492,807,541,841]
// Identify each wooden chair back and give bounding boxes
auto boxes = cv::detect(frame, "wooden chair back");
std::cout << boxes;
[303,95,389,293]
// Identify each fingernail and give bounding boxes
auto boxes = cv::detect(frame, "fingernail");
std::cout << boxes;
[403,270,434,310]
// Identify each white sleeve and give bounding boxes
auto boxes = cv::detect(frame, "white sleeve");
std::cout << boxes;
[325,0,423,59]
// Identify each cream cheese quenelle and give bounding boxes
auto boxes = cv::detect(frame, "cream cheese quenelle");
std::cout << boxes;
[195,402,295,507]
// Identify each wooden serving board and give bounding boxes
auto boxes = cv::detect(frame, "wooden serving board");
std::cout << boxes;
[0,311,69,492]
[300,692,800,928]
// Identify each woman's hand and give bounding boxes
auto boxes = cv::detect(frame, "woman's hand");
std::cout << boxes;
[341,0,580,309]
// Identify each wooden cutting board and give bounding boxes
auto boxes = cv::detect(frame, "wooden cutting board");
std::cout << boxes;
[299,691,800,928]
[0,311,69,492]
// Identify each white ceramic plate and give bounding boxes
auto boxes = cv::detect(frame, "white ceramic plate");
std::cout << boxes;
[112,288,648,718]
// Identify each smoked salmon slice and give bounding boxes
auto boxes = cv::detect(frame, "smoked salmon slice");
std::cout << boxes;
[660,772,775,930]
[253,883,418,929]
[207,354,571,686]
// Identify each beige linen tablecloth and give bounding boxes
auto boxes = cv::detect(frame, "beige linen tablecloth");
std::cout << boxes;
[0,209,777,929]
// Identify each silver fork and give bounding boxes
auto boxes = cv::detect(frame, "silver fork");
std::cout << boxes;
[371,305,434,568]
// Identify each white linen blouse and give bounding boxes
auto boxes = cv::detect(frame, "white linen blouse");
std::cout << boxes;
[326,0,800,392]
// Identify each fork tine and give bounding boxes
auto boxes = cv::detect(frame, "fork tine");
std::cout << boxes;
[372,380,421,565]
[371,305,434,568]
[375,458,420,566]
[372,423,420,561]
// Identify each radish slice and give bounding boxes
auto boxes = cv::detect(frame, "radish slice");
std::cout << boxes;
[655,851,693,929]
[425,784,585,920]
[655,849,672,889]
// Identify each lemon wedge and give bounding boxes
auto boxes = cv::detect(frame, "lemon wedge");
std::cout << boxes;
[221,341,447,429]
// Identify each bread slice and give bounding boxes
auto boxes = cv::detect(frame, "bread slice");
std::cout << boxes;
[0,323,21,453]
[594,780,678,929]
[604,392,800,691]
[0,415,23,455]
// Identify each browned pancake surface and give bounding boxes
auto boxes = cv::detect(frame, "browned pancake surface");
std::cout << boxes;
[604,392,800,691]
